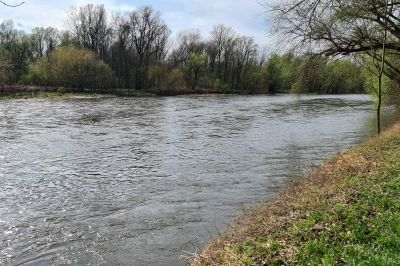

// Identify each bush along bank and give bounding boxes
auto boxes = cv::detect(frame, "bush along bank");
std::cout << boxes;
[193,123,400,266]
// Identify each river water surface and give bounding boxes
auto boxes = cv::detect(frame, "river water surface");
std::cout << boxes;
[0,95,395,265]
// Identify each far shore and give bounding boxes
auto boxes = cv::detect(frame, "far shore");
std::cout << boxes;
[0,84,266,99]
[0,91,118,100]
[0,85,150,99]
[0,84,369,100]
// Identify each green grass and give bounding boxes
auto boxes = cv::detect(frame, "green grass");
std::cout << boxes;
[193,124,400,266]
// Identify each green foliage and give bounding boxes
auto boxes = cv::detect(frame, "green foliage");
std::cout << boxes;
[167,68,185,89]
[184,52,208,89]
[212,79,223,91]
[0,20,34,83]
[265,53,300,93]
[245,66,268,94]
[25,46,114,91]
[384,82,400,106]
[294,166,400,265]
[233,238,283,265]
[292,56,327,94]
[264,53,365,94]
[0,10,369,95]
[361,56,392,104]
[148,62,169,90]
[324,60,364,94]
[0,56,10,85]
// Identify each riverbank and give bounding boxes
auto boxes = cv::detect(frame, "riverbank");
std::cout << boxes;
[0,85,156,99]
[0,85,229,99]
[0,85,369,100]
[192,123,400,265]
[0,91,119,100]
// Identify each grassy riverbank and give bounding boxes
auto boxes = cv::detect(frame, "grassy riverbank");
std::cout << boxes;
[193,123,400,265]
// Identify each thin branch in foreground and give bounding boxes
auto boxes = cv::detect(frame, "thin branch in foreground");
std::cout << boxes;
[0,1,24,7]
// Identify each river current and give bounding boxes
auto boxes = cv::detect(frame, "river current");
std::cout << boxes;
[0,95,395,265]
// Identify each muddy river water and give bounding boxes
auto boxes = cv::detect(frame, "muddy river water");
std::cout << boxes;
[0,95,395,265]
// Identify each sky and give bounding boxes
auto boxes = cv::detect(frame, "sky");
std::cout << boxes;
[0,0,277,48]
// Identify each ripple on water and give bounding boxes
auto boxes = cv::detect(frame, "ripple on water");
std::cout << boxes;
[0,95,396,265]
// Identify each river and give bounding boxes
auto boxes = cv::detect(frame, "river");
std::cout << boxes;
[0,95,395,265]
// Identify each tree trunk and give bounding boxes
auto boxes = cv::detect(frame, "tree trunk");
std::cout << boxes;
[377,0,389,134]
[377,96,382,134]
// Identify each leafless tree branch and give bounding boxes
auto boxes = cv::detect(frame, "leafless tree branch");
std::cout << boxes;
[0,1,24,7]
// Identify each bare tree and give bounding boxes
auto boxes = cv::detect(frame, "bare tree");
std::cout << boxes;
[269,0,398,133]
[109,13,132,88]
[68,4,112,60]
[232,36,258,90]
[209,25,236,79]
[31,27,60,58]
[0,20,33,82]
[169,30,204,67]
[257,45,269,68]
[377,0,390,134]
[127,6,170,89]
[269,0,400,78]
[31,27,46,58]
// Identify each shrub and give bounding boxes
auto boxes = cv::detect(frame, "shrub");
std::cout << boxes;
[26,46,114,91]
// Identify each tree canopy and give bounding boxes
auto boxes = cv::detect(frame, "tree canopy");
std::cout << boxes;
[0,4,367,95]
[270,0,400,81]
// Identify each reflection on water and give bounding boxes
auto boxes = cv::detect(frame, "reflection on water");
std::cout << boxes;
[0,95,396,265]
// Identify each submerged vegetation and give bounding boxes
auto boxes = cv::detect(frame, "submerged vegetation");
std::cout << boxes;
[192,123,400,265]
[0,5,366,96]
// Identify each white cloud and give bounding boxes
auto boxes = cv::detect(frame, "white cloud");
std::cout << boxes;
[162,0,275,46]
[0,0,136,30]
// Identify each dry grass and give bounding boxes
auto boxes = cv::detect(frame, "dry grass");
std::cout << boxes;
[192,123,400,266]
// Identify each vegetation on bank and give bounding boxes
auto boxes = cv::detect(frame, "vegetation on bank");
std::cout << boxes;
[24,47,114,91]
[0,85,163,99]
[0,5,367,95]
[192,123,400,265]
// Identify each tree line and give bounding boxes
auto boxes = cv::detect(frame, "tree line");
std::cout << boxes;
[0,4,366,95]
[268,0,400,132]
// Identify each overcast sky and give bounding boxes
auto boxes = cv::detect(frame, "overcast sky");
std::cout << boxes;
[0,0,276,47]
